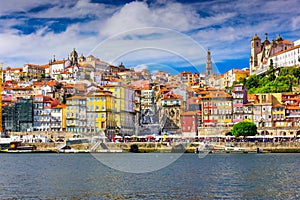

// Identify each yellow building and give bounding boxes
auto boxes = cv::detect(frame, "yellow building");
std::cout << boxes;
[223,68,249,88]
[180,72,195,86]
[86,90,116,138]
[271,93,285,127]
[104,83,135,136]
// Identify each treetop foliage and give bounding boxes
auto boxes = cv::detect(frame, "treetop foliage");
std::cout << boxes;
[231,122,257,137]
[236,66,300,94]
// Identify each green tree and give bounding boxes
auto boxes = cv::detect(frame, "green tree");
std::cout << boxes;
[245,75,260,90]
[231,122,257,137]
[266,59,275,81]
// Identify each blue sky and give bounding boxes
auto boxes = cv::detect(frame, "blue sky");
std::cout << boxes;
[0,0,300,74]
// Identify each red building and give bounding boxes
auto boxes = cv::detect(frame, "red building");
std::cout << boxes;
[181,111,201,137]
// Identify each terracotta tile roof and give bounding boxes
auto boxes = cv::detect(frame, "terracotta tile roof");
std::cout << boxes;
[12,86,33,90]
[38,64,50,69]
[6,67,23,71]
[33,81,45,86]
[51,60,65,64]
[286,105,300,110]
[201,91,231,99]
[53,104,66,109]
[163,92,182,99]
[282,39,293,45]
[181,71,193,75]
[24,64,39,67]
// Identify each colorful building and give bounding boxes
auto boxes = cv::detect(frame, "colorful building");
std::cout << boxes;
[161,92,182,134]
[51,104,66,132]
[201,90,232,126]
[33,95,59,131]
[104,83,135,136]
[232,84,248,124]
[86,90,116,138]
[66,96,86,133]
[180,111,201,137]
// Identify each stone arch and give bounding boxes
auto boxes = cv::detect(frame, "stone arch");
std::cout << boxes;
[283,131,286,136]
[261,130,269,135]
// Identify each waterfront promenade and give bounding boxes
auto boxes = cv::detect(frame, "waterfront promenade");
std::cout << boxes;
[22,140,300,153]
[5,131,300,153]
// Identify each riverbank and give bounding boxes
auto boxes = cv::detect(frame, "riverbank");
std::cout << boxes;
[12,141,300,153]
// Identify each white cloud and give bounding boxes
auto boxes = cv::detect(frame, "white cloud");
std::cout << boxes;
[134,64,148,72]
[100,1,203,36]
[292,16,300,31]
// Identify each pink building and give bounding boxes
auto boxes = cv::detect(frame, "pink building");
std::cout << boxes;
[232,84,247,123]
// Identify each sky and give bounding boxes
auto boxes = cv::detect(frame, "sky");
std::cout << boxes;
[0,0,300,75]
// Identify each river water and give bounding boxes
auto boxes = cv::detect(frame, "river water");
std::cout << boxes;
[0,153,299,199]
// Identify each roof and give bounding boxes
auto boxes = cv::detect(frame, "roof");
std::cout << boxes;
[163,92,182,99]
[52,104,66,109]
[50,60,65,65]
[66,96,86,100]
[46,80,57,87]
[38,64,50,69]
[286,105,300,110]
[33,81,45,86]
[6,67,23,71]
[201,91,231,99]
[24,64,39,67]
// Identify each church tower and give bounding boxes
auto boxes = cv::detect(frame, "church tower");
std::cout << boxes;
[206,49,212,76]
[250,34,261,75]
[70,48,78,66]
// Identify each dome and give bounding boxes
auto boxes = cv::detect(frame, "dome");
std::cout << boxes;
[252,34,261,41]
[276,34,283,41]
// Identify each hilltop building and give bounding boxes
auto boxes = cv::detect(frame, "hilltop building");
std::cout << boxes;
[250,33,299,75]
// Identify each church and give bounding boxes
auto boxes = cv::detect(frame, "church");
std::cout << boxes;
[249,33,300,75]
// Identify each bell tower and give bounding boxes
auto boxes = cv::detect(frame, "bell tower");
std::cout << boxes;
[250,34,261,75]
[206,49,212,76]
[70,48,78,66]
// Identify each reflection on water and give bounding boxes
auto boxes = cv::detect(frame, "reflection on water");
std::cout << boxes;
[0,153,299,199]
